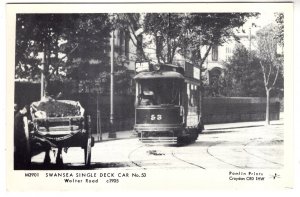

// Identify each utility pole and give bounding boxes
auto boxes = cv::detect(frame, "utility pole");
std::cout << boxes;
[96,92,102,141]
[109,31,116,138]
[167,13,171,63]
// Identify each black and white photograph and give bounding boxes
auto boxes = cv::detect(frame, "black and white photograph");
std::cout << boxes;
[5,2,294,191]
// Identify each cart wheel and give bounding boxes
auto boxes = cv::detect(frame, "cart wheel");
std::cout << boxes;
[84,115,92,166]
[56,155,63,165]
[84,138,91,166]
[23,116,31,167]
[56,148,63,166]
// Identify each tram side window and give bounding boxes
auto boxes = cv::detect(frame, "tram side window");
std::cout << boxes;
[188,83,199,107]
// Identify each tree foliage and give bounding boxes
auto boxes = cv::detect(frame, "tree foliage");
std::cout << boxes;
[256,24,283,93]
[144,13,187,63]
[15,12,261,98]
[275,13,284,47]
[143,13,258,125]
[143,13,259,65]
[15,14,112,95]
[221,44,265,97]
[112,13,146,61]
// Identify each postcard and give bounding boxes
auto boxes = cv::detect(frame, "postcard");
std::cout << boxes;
[6,2,293,191]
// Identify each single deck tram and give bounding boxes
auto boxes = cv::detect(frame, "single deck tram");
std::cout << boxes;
[134,62,203,144]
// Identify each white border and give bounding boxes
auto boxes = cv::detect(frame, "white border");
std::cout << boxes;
[0,1,299,194]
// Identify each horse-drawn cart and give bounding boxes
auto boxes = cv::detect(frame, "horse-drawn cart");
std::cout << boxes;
[23,98,94,166]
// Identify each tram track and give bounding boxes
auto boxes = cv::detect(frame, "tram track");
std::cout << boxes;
[171,150,206,169]
[127,145,147,169]
[242,140,284,167]
[206,141,244,168]
[206,139,284,169]
[128,143,207,169]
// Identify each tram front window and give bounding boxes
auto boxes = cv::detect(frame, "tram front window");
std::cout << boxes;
[138,79,181,106]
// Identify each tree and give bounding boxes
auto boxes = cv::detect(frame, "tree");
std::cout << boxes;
[221,44,265,97]
[15,14,112,96]
[112,13,147,61]
[182,13,259,125]
[275,13,284,48]
[256,23,283,125]
[143,13,258,125]
[144,13,187,63]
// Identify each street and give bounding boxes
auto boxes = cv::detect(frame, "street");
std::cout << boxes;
[30,119,284,170]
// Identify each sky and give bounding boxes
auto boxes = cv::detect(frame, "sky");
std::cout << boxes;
[242,12,278,35]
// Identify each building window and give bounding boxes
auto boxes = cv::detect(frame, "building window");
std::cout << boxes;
[225,46,232,61]
[212,45,218,61]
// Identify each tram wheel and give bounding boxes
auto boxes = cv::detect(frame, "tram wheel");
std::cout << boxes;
[192,133,199,141]
[177,136,190,145]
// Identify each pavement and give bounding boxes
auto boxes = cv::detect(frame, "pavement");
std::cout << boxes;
[93,113,284,143]
[92,129,136,142]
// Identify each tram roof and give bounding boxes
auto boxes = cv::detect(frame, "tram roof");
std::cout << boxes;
[134,71,184,80]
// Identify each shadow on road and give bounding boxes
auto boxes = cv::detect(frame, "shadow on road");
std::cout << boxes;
[205,124,264,131]
[201,130,239,135]
[188,141,225,147]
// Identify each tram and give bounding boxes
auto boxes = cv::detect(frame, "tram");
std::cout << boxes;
[134,62,203,144]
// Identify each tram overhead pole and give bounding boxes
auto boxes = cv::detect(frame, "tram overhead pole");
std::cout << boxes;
[109,31,117,138]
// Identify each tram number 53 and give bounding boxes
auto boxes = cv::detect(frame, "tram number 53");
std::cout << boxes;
[151,114,162,121]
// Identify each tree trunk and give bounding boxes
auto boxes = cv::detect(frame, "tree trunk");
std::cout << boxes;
[155,35,162,63]
[136,34,144,61]
[197,45,212,128]
[44,75,50,97]
[43,41,51,97]
[265,89,270,125]
[167,13,171,63]
[199,83,203,127]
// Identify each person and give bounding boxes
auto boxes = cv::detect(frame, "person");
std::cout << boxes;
[14,105,29,169]
[140,87,155,105]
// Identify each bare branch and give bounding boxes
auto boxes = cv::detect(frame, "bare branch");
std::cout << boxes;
[259,60,268,90]
[199,44,212,67]
[128,32,138,47]
[266,62,272,85]
[170,42,178,63]
[271,63,280,89]
[199,36,203,61]
[124,14,147,60]
[60,44,79,62]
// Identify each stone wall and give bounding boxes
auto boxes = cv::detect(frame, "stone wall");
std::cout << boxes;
[14,82,281,134]
[202,97,280,124]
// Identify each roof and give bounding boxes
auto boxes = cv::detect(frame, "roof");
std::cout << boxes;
[134,71,184,80]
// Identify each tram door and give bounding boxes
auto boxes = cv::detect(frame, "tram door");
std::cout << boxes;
[183,82,200,129]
